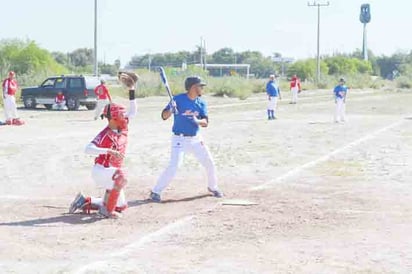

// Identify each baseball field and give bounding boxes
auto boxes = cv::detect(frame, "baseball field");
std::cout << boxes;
[0,88,411,273]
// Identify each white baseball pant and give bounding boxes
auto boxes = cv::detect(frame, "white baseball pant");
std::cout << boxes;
[90,164,127,207]
[3,95,18,121]
[267,96,278,111]
[290,87,299,103]
[334,98,346,122]
[152,134,218,194]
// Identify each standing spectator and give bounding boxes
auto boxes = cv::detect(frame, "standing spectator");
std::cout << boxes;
[149,76,223,202]
[289,75,301,104]
[266,74,281,120]
[333,78,349,123]
[53,91,66,110]
[94,79,112,120]
[2,71,24,125]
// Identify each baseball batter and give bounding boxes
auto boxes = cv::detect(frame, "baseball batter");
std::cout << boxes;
[266,74,281,120]
[333,77,348,123]
[2,71,24,125]
[149,76,223,202]
[69,72,138,218]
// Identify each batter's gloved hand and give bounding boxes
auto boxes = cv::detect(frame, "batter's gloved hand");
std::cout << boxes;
[168,100,178,114]
[118,71,139,89]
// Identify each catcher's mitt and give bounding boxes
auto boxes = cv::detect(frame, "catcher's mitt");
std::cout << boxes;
[118,71,139,88]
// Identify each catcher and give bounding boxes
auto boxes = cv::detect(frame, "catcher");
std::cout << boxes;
[69,71,138,219]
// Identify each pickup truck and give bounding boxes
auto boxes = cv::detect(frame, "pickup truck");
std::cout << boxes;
[21,75,99,111]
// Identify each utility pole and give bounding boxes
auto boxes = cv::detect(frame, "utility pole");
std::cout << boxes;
[200,37,204,70]
[308,1,329,85]
[93,0,98,76]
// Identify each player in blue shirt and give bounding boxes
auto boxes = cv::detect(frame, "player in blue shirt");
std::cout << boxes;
[149,76,223,202]
[333,78,348,123]
[266,74,282,120]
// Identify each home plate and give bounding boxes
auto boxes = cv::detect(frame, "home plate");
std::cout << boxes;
[222,199,258,206]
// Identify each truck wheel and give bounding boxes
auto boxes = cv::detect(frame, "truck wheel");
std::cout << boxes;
[86,104,97,110]
[66,96,80,111]
[23,96,37,109]
[44,104,53,110]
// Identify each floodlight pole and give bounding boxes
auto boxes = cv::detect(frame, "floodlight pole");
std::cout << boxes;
[308,1,329,85]
[94,0,98,76]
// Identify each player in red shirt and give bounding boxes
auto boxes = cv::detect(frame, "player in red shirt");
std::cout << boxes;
[53,91,66,110]
[94,79,112,120]
[2,71,24,125]
[69,72,138,218]
[289,75,301,104]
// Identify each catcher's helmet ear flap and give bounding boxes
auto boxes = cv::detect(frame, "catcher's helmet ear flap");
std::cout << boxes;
[185,76,206,91]
[101,103,112,120]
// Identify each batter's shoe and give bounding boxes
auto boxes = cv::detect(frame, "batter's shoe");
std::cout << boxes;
[149,191,161,203]
[208,188,223,198]
[69,192,86,214]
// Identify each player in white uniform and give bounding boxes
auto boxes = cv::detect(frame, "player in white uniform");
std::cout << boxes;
[266,74,281,120]
[2,71,24,125]
[149,76,223,202]
[69,72,138,218]
[333,78,348,123]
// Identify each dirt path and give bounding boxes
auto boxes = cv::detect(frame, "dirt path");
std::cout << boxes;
[0,89,411,273]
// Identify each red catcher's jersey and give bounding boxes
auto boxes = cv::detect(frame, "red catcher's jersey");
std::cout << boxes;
[3,79,18,95]
[92,125,129,168]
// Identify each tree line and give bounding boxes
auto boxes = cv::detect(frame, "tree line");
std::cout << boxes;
[1,38,412,88]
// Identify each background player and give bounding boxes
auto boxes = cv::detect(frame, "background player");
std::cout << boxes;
[69,72,138,218]
[333,77,349,123]
[289,75,301,104]
[2,71,24,125]
[94,79,112,120]
[266,74,281,120]
[149,76,223,202]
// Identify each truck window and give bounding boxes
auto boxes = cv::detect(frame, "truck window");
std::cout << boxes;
[41,78,56,87]
[69,78,83,88]
[54,78,66,89]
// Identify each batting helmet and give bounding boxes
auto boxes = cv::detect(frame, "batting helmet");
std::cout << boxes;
[185,76,206,91]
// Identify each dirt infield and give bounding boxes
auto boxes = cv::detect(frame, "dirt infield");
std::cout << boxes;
[1,89,411,273]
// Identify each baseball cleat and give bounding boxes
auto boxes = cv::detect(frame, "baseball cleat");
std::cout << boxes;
[149,191,161,203]
[208,188,223,198]
[69,192,86,214]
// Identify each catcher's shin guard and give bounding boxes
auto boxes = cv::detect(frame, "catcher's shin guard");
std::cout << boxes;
[105,169,127,213]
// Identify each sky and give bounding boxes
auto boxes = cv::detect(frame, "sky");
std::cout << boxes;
[0,0,411,66]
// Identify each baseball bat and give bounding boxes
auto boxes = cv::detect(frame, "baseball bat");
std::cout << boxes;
[158,66,173,101]
[158,66,178,114]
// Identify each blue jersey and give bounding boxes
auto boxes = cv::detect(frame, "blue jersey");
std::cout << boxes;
[165,93,208,136]
[333,84,348,99]
[266,80,280,97]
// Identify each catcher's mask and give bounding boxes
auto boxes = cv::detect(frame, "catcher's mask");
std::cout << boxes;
[101,103,128,130]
